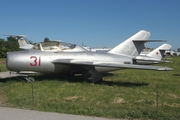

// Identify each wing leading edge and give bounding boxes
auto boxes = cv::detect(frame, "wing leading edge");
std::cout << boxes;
[52,59,173,71]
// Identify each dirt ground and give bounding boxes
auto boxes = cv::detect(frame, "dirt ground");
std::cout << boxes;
[0,59,6,64]
[0,95,3,105]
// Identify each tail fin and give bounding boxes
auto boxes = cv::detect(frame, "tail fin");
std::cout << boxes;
[18,36,34,49]
[146,43,172,59]
[16,35,34,49]
[108,30,150,56]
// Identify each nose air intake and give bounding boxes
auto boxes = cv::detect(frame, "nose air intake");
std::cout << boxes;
[6,52,19,71]
[6,52,9,70]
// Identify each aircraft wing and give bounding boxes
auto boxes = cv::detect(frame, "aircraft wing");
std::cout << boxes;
[52,59,173,71]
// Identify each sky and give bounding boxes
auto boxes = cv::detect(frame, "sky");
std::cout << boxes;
[0,0,180,50]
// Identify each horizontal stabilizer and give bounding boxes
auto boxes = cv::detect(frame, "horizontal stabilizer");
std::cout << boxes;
[3,34,29,42]
[132,40,167,42]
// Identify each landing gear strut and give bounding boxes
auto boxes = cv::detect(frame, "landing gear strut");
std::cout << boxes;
[24,77,35,83]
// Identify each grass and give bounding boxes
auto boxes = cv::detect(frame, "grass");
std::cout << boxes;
[0,58,7,72]
[0,56,180,119]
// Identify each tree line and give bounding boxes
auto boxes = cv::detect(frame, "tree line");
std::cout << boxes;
[0,36,19,58]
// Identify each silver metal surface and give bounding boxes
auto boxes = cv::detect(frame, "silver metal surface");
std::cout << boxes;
[6,30,173,82]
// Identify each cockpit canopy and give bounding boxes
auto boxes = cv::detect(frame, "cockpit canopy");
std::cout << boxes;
[33,41,86,52]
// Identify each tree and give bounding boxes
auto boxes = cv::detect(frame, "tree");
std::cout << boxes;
[44,37,50,42]
[6,36,19,51]
[0,37,20,58]
[0,38,6,57]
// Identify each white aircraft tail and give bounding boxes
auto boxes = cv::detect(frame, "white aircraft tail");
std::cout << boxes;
[146,43,172,59]
[3,34,34,49]
[17,36,34,49]
[108,30,151,56]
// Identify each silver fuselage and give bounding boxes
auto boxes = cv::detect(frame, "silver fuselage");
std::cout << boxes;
[6,50,133,74]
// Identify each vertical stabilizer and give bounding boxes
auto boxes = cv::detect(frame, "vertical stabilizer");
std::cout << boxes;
[146,44,172,59]
[108,30,150,56]
[18,39,29,47]
[17,36,34,49]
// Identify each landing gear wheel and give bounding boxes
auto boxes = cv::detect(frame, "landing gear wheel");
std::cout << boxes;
[94,78,103,83]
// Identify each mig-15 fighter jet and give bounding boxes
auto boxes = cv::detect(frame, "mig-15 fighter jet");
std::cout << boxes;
[6,30,173,82]
[135,43,172,65]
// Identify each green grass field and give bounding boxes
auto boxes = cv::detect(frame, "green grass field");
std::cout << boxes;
[0,57,180,119]
[0,58,7,72]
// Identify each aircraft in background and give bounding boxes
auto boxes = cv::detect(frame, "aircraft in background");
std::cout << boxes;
[3,34,87,52]
[135,43,172,65]
[6,30,173,82]
[3,35,34,49]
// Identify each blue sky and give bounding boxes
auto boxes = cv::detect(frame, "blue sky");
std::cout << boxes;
[0,0,180,50]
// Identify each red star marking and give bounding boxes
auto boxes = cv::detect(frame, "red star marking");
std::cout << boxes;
[156,51,159,55]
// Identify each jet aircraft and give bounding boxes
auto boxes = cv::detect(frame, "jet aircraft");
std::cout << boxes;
[6,30,173,82]
[135,43,172,65]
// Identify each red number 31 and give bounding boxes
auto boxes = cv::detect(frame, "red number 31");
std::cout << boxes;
[30,56,41,66]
